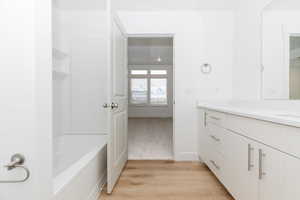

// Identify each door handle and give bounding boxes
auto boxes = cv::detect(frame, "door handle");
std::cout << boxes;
[0,154,30,183]
[110,102,119,109]
[103,103,119,109]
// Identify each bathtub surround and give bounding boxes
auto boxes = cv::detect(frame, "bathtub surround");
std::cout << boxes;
[54,140,107,200]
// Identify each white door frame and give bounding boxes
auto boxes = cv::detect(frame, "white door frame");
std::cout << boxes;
[126,33,176,160]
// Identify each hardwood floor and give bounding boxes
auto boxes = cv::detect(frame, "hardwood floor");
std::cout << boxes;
[100,160,234,200]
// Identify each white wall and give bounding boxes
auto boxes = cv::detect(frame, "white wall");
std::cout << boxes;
[118,11,234,160]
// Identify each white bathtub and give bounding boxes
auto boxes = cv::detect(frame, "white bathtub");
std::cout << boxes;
[53,135,107,200]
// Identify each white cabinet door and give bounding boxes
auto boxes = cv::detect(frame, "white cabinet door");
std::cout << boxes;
[224,130,259,200]
[257,145,285,200]
[282,155,300,199]
[107,17,128,194]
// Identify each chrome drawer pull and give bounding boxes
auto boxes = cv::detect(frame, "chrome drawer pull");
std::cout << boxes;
[209,116,221,121]
[210,135,220,142]
[210,160,220,170]
[258,149,266,180]
[248,144,254,171]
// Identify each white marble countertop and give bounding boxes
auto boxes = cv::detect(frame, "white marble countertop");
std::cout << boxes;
[198,101,300,128]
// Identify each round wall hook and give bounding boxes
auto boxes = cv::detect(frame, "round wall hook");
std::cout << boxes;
[201,63,212,74]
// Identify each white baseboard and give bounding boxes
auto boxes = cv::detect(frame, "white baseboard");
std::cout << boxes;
[175,152,199,161]
[86,173,107,200]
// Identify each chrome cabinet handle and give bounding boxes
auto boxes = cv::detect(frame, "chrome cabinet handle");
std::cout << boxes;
[0,154,30,183]
[210,135,220,142]
[248,144,254,171]
[210,160,220,170]
[258,149,266,180]
[209,116,221,121]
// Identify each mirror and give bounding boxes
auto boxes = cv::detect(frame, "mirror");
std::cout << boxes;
[262,0,300,99]
[290,35,300,99]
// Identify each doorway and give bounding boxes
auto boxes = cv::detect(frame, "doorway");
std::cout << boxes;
[127,36,174,160]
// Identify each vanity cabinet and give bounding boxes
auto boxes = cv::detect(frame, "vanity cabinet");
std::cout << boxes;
[200,109,300,200]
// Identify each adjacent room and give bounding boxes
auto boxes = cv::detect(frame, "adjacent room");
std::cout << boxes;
[127,37,174,160]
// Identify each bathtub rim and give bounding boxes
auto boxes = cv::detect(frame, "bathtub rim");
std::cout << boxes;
[53,135,107,195]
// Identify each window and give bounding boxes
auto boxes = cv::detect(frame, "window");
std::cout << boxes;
[129,67,169,106]
[131,70,148,75]
[130,79,147,104]
[150,70,167,75]
[150,79,167,104]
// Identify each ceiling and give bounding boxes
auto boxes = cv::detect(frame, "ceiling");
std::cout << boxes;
[53,0,106,10]
[113,0,236,10]
[264,0,300,10]
[53,0,237,11]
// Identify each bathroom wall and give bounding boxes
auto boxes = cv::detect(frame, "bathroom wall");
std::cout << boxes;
[117,11,235,160]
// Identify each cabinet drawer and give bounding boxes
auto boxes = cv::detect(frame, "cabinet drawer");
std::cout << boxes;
[206,110,226,127]
[206,123,228,157]
[206,150,225,182]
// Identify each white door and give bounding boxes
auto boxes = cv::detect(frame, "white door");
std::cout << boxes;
[0,1,52,200]
[282,154,300,199]
[107,17,128,194]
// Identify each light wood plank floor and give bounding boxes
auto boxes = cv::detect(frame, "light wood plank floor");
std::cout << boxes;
[100,161,234,200]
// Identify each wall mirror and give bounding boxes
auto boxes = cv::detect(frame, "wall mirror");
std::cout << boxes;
[262,0,300,99]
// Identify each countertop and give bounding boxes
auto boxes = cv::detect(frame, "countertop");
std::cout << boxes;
[198,101,300,128]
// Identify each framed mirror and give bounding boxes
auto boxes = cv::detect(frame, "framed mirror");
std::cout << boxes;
[262,0,300,99]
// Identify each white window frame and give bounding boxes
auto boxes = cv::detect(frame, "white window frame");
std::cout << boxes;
[128,65,170,107]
